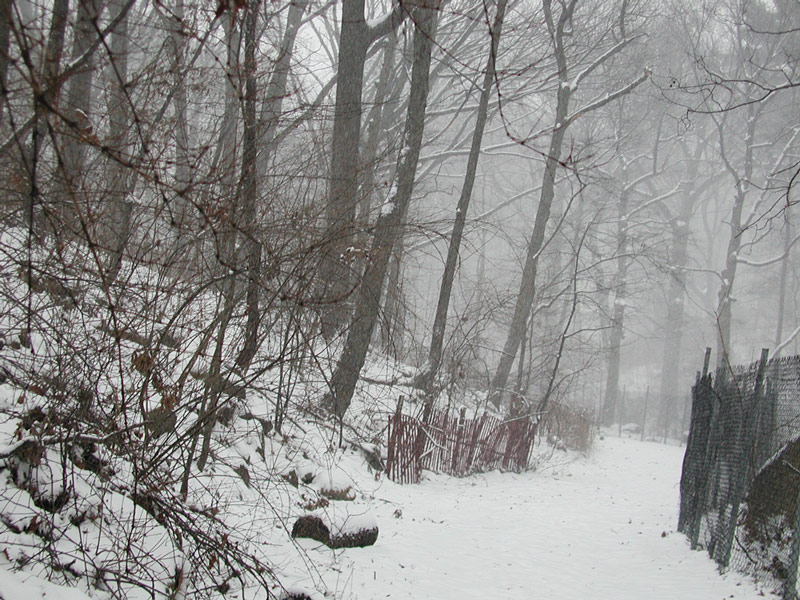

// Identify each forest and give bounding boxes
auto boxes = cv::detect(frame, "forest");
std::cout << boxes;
[0,0,797,597]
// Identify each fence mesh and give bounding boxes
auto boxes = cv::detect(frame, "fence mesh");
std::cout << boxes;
[679,351,800,598]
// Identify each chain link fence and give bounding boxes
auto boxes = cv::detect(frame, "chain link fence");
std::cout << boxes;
[679,349,800,598]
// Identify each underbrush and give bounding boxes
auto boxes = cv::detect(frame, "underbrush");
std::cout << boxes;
[0,226,596,598]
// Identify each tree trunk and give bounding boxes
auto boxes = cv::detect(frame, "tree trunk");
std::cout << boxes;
[168,0,191,232]
[325,0,439,419]
[256,0,309,181]
[320,0,405,334]
[657,138,705,436]
[415,0,508,393]
[486,0,646,408]
[357,33,398,247]
[379,236,405,357]
[320,0,372,333]
[24,0,69,232]
[216,13,241,273]
[60,0,101,236]
[540,225,585,416]
[715,107,756,371]
[0,0,12,123]
[106,0,132,282]
[600,191,629,426]
[715,189,744,372]
[774,208,792,357]
[236,0,307,370]
[235,1,261,372]
[487,0,577,408]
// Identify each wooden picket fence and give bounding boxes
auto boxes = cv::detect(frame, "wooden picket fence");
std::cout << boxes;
[386,397,537,484]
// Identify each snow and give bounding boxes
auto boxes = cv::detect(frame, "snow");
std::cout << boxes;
[0,565,94,600]
[306,436,775,599]
[306,501,378,538]
[0,429,779,599]
[380,200,396,216]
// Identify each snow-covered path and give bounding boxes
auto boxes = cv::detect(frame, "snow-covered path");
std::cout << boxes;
[335,436,775,599]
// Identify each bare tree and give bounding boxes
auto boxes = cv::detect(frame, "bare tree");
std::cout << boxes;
[415,0,509,393]
[488,0,648,407]
[326,0,440,419]
[105,0,133,281]
[319,0,406,333]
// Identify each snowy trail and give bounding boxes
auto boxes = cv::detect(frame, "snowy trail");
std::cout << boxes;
[333,436,775,599]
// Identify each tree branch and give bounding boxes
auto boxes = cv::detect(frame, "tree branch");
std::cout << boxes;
[366,0,407,45]
[564,69,650,128]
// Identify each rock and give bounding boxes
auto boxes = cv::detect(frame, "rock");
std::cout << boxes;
[320,486,355,501]
[328,526,378,549]
[291,509,379,549]
[312,465,354,498]
[741,436,800,550]
[279,587,315,600]
[291,515,330,545]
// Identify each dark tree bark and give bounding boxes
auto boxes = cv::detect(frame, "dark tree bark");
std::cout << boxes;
[715,106,757,371]
[600,190,629,426]
[225,2,260,371]
[167,0,191,231]
[214,13,241,273]
[237,0,307,371]
[378,236,405,356]
[358,33,399,245]
[319,0,405,334]
[235,1,261,372]
[415,0,508,393]
[105,0,132,282]
[24,0,69,231]
[42,0,69,105]
[487,0,575,408]
[0,0,11,123]
[325,0,439,419]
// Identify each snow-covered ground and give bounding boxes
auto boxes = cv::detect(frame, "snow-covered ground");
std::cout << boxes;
[296,435,776,599]
[1,434,779,599]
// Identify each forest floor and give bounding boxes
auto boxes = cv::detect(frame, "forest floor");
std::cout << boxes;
[300,434,777,599]
[0,433,780,599]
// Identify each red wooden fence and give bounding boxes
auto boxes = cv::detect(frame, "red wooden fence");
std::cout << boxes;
[386,397,537,484]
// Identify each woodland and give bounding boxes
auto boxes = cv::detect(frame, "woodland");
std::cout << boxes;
[0,0,797,597]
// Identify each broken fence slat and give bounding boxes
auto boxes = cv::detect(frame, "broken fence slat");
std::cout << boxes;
[385,403,536,483]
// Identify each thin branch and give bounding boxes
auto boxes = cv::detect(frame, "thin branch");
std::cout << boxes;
[564,69,650,128]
